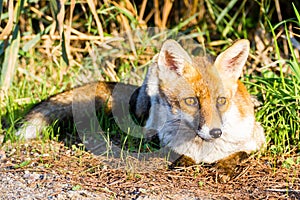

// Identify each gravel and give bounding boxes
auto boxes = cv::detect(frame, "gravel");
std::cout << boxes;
[0,169,107,200]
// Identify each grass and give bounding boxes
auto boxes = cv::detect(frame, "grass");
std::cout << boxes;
[0,0,299,161]
[247,8,300,154]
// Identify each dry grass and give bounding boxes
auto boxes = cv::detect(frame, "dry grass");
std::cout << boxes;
[1,140,299,199]
[1,1,299,89]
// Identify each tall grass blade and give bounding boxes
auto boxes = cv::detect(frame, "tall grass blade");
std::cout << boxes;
[286,61,300,82]
[168,13,199,37]
[50,0,69,67]
[65,0,75,65]
[49,0,59,29]
[204,0,215,20]
[112,3,138,25]
[0,25,20,97]
[0,0,3,24]
[285,24,300,82]
[161,0,173,28]
[15,0,25,21]
[267,20,286,88]
[222,0,246,37]
[1,0,24,97]
[61,32,69,66]
[216,0,238,24]
[22,25,52,52]
[292,3,300,23]
[87,0,104,40]
[0,0,13,40]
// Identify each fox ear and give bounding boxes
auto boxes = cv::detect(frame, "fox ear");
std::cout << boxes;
[214,39,250,82]
[158,39,192,75]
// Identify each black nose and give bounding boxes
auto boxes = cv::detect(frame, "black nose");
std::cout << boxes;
[209,128,222,138]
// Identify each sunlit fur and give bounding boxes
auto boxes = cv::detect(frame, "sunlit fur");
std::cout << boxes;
[143,39,265,163]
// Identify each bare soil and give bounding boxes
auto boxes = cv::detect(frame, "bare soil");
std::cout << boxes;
[0,140,299,199]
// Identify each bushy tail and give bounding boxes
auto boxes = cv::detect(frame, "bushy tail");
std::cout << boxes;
[15,81,150,140]
[16,88,80,140]
[16,82,114,140]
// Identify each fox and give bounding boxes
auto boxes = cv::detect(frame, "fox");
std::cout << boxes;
[15,39,265,165]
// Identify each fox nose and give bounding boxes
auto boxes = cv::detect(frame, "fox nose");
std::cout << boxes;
[209,128,222,138]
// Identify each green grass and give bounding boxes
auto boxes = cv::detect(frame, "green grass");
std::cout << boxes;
[246,9,300,154]
[1,1,299,159]
[248,75,299,154]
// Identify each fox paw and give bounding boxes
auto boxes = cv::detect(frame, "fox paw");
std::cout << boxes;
[215,151,249,182]
[169,155,196,169]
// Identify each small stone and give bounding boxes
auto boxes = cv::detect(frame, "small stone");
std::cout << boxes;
[0,150,7,161]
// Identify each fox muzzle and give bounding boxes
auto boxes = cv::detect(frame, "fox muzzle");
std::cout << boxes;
[196,125,222,140]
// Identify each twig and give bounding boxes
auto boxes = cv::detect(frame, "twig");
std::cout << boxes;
[265,188,300,193]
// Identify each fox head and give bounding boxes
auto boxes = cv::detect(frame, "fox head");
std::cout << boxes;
[145,39,254,143]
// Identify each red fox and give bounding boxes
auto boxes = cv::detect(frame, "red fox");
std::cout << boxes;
[16,39,265,164]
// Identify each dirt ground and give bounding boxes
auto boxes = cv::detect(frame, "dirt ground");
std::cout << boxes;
[0,140,299,200]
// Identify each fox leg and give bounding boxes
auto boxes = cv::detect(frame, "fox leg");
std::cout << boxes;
[215,151,249,182]
[169,155,196,169]
[169,151,249,170]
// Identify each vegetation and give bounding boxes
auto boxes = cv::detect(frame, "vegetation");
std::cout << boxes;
[0,0,299,158]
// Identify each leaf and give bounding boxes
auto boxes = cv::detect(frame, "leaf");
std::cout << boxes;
[22,34,41,52]
[292,3,300,23]
[14,160,31,169]
[0,25,20,96]
[61,31,69,66]
[22,24,52,52]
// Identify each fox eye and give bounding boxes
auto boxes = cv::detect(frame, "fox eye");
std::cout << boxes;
[217,97,227,106]
[184,97,198,106]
